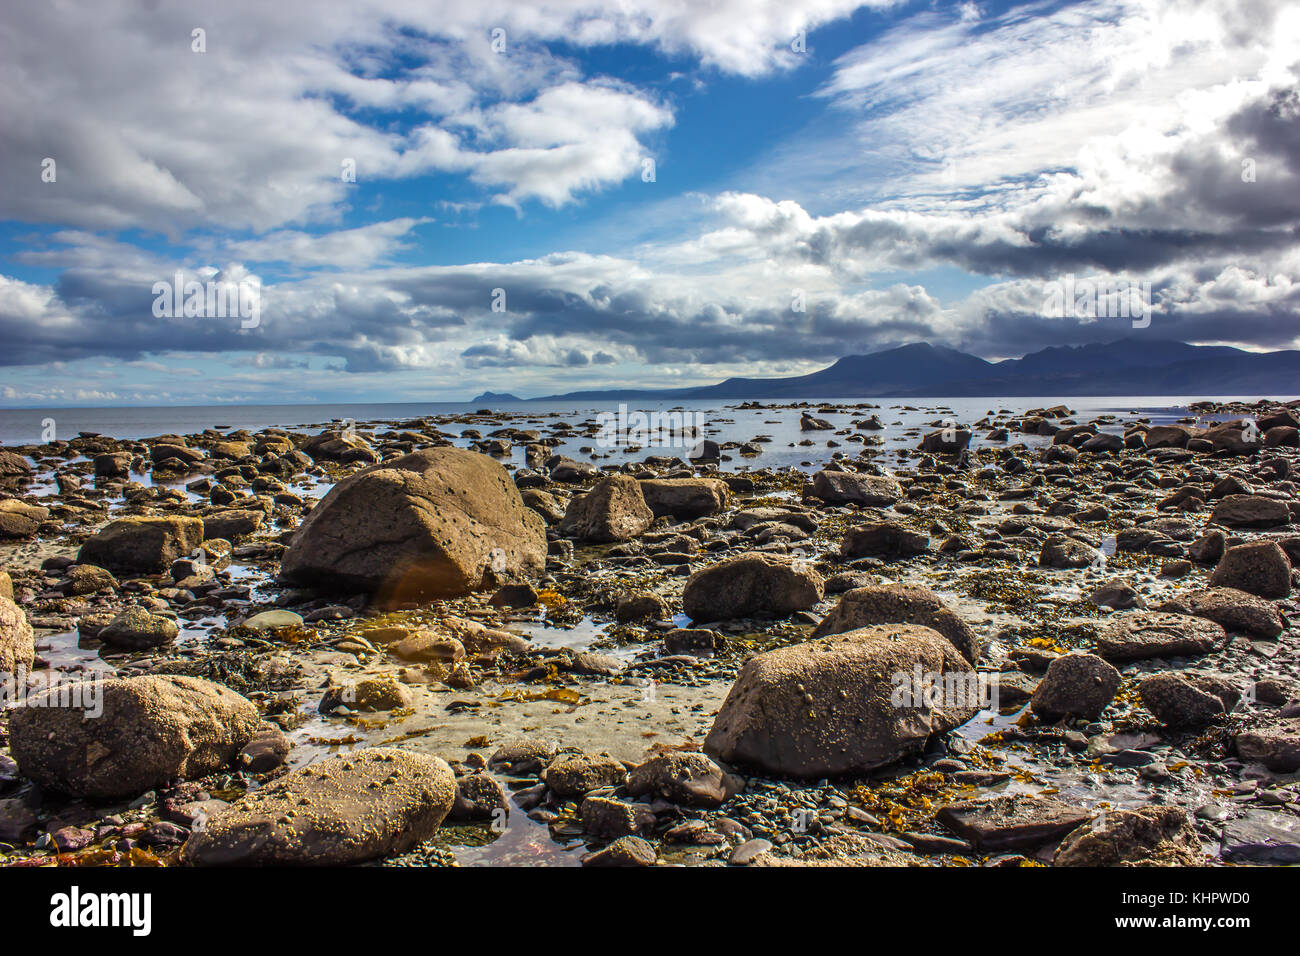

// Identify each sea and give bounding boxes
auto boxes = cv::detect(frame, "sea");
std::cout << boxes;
[0,395,1288,475]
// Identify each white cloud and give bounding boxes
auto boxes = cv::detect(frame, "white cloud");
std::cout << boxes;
[0,0,894,232]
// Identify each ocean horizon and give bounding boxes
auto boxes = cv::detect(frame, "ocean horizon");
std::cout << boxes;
[1,394,1293,447]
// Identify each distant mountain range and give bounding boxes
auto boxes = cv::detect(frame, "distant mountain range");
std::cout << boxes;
[508,340,1300,401]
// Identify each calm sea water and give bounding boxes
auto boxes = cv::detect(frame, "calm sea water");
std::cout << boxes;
[0,396,1282,475]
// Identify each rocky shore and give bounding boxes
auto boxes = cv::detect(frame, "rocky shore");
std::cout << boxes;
[1,398,1299,868]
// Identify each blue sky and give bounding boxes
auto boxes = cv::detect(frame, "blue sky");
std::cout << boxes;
[1,0,1298,405]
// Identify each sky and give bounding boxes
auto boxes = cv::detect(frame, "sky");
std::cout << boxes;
[1,0,1298,406]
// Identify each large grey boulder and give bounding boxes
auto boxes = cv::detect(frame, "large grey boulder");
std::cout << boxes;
[704,625,979,778]
[182,748,456,865]
[1208,540,1291,598]
[558,475,654,542]
[77,516,204,575]
[0,595,34,679]
[683,552,823,622]
[1030,653,1121,721]
[811,584,979,663]
[280,447,546,599]
[638,478,729,519]
[808,470,902,507]
[9,675,261,800]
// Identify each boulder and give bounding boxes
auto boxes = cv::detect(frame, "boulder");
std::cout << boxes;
[98,607,179,649]
[663,628,723,656]
[839,521,930,560]
[1204,421,1262,455]
[1234,717,1300,772]
[638,478,729,519]
[0,450,32,476]
[280,448,546,600]
[1155,587,1285,639]
[682,553,823,621]
[1093,612,1224,662]
[936,794,1090,852]
[919,429,972,454]
[1087,578,1146,610]
[1030,653,1121,721]
[300,430,378,464]
[704,625,979,778]
[319,677,412,713]
[1220,810,1300,864]
[0,500,48,539]
[93,452,133,478]
[0,596,35,678]
[449,772,509,822]
[1188,529,1227,563]
[1144,425,1196,449]
[202,509,265,542]
[1080,432,1123,453]
[615,591,670,622]
[1053,806,1202,866]
[581,835,657,867]
[1139,672,1235,728]
[181,748,455,865]
[1039,534,1101,569]
[811,584,979,663]
[78,516,205,575]
[1208,540,1291,598]
[548,457,598,482]
[808,471,902,507]
[1210,494,1290,529]
[9,675,261,800]
[150,443,205,467]
[59,564,118,596]
[488,738,558,775]
[519,489,566,524]
[238,727,291,774]
[541,753,627,798]
[580,796,656,839]
[625,752,729,808]
[558,475,654,542]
